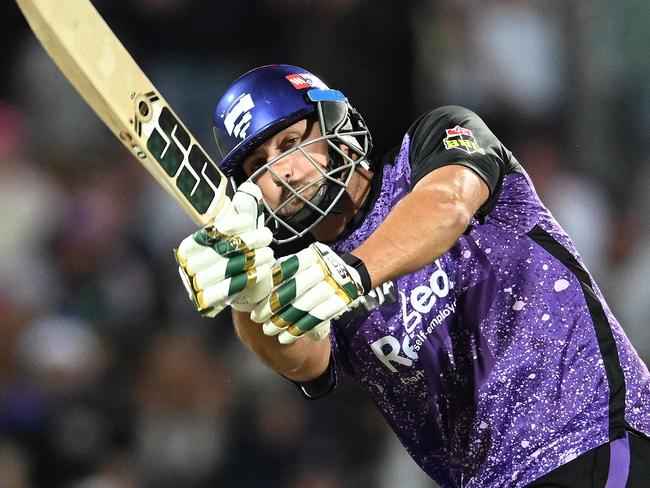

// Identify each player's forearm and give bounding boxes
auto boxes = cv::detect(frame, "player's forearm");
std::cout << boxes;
[353,189,466,287]
[233,310,331,382]
[352,167,486,288]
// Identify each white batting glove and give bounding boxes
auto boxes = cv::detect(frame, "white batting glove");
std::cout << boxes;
[250,243,371,344]
[174,182,275,317]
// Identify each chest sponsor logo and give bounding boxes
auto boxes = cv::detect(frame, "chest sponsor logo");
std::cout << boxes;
[370,260,457,374]
[223,93,255,139]
[443,125,485,155]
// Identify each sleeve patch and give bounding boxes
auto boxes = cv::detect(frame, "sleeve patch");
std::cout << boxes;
[443,125,486,155]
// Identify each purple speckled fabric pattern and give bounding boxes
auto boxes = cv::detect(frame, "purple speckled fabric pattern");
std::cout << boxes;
[329,134,650,488]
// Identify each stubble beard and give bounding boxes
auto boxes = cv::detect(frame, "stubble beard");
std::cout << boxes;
[276,179,325,217]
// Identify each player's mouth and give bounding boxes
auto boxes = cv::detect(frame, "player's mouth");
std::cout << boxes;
[276,180,324,217]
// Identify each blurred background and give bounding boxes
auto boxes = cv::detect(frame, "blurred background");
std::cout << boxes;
[1,0,649,486]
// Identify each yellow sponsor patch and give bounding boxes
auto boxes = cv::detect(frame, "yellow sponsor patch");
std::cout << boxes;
[443,125,485,155]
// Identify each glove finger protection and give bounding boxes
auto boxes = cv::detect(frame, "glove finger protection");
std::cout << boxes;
[251,242,370,344]
[174,182,275,316]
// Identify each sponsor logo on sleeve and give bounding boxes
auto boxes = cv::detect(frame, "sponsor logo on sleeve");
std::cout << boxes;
[443,125,485,155]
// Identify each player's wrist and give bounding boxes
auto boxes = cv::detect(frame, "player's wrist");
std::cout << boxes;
[341,253,371,295]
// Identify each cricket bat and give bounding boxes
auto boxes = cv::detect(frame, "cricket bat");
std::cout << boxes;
[15,0,233,226]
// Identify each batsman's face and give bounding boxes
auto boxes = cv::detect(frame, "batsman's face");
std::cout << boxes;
[242,119,329,217]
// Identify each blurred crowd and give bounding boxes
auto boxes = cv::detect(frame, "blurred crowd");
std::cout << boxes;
[1,1,649,487]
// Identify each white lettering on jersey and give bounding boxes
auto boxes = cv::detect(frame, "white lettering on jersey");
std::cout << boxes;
[370,336,413,372]
[224,93,255,139]
[370,260,455,373]
[366,281,394,305]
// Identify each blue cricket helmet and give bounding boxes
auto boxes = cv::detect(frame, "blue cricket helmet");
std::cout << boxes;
[213,64,329,182]
[212,64,372,244]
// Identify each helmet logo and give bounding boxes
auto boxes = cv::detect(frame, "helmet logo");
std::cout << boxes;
[224,93,255,139]
[285,73,327,90]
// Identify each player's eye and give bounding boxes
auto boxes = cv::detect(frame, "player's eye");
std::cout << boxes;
[283,137,299,150]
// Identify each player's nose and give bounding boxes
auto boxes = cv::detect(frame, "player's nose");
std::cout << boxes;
[269,155,294,182]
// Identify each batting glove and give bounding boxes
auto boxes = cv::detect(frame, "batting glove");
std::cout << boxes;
[174,182,275,317]
[251,243,371,344]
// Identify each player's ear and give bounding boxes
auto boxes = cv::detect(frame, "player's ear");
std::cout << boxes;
[339,143,360,161]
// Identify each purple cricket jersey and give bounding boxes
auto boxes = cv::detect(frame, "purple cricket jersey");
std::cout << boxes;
[327,110,650,487]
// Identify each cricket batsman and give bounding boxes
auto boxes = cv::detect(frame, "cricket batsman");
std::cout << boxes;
[174,65,650,487]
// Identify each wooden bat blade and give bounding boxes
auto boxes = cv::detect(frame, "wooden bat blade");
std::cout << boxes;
[15,0,231,226]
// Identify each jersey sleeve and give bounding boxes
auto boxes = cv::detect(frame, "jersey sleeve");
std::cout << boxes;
[408,106,507,217]
[291,323,354,400]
